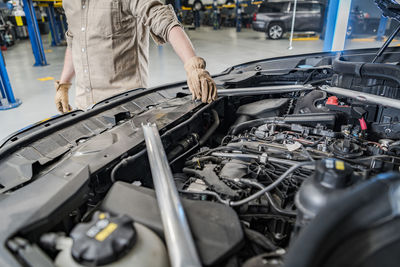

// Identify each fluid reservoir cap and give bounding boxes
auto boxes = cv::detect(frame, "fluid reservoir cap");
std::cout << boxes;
[70,211,136,266]
[316,158,353,189]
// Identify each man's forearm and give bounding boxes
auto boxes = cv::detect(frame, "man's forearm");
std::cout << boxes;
[168,26,196,64]
[60,47,75,84]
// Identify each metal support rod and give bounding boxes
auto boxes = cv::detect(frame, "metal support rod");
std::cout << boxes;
[0,52,21,110]
[194,9,200,28]
[320,85,400,110]
[22,0,47,66]
[175,0,182,22]
[213,0,219,30]
[236,0,241,32]
[61,14,68,37]
[288,0,298,50]
[372,23,400,63]
[217,84,313,96]
[142,123,201,267]
[46,3,61,46]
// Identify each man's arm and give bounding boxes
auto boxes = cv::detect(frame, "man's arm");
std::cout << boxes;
[168,26,195,63]
[168,26,217,103]
[60,47,75,83]
[55,48,75,113]
[132,0,217,103]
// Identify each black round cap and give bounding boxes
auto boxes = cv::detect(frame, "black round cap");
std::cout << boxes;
[70,212,136,266]
[315,158,353,189]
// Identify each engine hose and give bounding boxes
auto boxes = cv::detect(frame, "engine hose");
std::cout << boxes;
[169,109,220,165]
[229,161,314,207]
[238,179,297,217]
[110,149,147,183]
[111,101,221,181]
[178,189,230,205]
[199,109,220,146]
[332,57,400,86]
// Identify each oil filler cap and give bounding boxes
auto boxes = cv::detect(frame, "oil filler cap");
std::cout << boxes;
[70,211,136,266]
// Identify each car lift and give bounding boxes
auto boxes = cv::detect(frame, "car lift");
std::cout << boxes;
[43,2,64,47]
[376,15,388,41]
[180,1,262,32]
[0,52,21,110]
[21,0,48,66]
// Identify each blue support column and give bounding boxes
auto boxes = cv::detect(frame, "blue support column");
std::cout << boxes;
[0,52,21,110]
[236,0,242,32]
[61,14,68,36]
[194,10,200,28]
[213,0,219,30]
[376,15,388,41]
[175,0,182,22]
[46,3,61,46]
[22,0,48,66]
[56,13,65,40]
[323,0,353,52]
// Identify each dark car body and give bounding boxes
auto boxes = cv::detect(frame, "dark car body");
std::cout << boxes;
[253,1,324,39]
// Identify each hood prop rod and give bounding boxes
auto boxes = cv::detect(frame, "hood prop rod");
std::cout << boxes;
[142,123,201,267]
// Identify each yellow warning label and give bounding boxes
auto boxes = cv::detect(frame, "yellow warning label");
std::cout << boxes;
[336,160,345,171]
[95,223,118,242]
[16,16,23,27]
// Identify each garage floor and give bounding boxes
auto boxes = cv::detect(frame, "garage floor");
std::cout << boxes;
[0,27,385,141]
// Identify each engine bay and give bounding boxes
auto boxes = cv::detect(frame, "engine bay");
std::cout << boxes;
[2,53,400,267]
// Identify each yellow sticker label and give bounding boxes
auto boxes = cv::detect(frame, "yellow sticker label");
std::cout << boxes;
[95,223,118,242]
[15,16,23,27]
[336,160,345,171]
[98,213,106,220]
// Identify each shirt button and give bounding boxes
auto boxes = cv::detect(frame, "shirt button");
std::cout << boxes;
[82,5,86,9]
[86,88,90,93]
[81,48,85,53]
[84,68,88,73]
[81,27,85,32]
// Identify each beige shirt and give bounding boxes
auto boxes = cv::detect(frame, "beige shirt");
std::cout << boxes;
[63,0,181,109]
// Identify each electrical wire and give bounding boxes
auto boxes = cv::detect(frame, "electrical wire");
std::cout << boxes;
[228,161,314,207]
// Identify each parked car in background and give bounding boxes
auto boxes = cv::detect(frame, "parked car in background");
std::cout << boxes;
[252,1,324,39]
[185,0,234,10]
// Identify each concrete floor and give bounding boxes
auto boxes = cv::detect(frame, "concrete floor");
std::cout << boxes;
[0,27,387,141]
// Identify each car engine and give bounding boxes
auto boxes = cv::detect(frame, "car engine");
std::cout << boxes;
[3,54,400,267]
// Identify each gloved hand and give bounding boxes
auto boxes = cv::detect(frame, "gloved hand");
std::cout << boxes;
[184,56,218,103]
[55,81,72,114]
